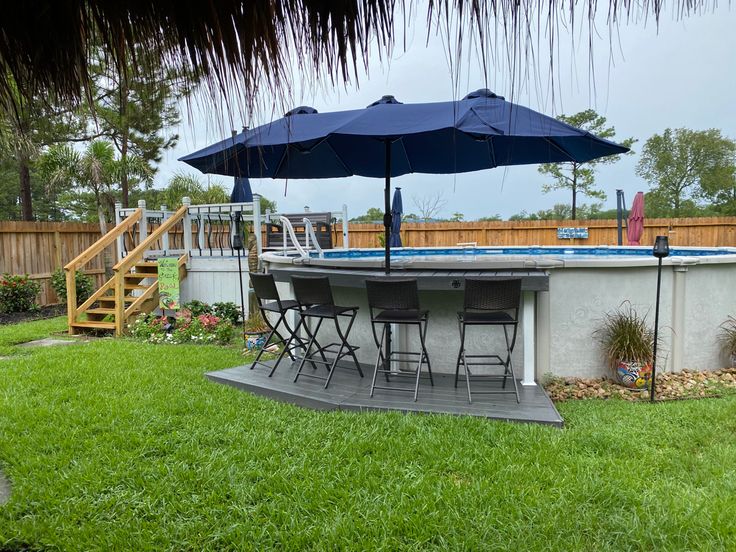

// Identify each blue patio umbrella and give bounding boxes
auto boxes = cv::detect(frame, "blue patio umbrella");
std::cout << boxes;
[181,89,629,273]
[389,187,403,248]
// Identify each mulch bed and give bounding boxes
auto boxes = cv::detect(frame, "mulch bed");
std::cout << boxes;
[545,368,736,402]
[0,305,66,326]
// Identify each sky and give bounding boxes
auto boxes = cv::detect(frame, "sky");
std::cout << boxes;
[157,3,736,220]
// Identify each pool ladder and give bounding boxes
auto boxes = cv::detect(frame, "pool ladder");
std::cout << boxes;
[280,216,324,259]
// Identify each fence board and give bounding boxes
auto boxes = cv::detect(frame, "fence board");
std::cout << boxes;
[0,222,106,306]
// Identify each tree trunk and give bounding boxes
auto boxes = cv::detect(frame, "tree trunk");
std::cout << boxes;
[120,76,130,208]
[19,155,33,221]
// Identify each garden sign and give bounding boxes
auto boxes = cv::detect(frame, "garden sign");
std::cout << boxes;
[157,257,180,310]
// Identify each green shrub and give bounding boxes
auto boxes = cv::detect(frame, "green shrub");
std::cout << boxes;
[50,268,94,306]
[213,301,241,325]
[0,273,41,313]
[182,300,212,317]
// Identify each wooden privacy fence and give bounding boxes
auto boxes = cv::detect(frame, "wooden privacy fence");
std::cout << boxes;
[0,222,105,306]
[335,217,736,249]
[2,217,735,307]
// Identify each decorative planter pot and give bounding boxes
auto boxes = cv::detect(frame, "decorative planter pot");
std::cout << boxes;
[245,331,268,350]
[615,360,653,389]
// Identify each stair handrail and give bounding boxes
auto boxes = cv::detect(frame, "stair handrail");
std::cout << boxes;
[65,208,143,272]
[112,205,188,335]
[64,207,143,332]
[303,217,324,258]
[279,216,309,258]
[113,205,188,274]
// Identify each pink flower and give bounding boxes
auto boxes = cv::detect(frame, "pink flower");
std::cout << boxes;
[197,313,220,329]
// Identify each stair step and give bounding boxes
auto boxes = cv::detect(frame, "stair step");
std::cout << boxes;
[71,321,115,330]
[84,308,115,315]
[124,272,157,280]
[99,296,137,303]
[136,262,159,268]
[124,283,150,290]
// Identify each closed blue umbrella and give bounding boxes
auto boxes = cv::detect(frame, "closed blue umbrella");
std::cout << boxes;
[230,176,253,203]
[181,89,629,273]
[389,187,403,248]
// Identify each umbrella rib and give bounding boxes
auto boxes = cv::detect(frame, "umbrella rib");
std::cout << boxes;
[324,138,354,176]
[544,138,577,162]
[397,138,413,174]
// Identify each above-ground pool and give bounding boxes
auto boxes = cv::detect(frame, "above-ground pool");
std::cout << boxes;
[261,245,736,383]
[301,245,736,269]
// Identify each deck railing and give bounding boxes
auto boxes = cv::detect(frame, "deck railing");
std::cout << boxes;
[115,196,263,261]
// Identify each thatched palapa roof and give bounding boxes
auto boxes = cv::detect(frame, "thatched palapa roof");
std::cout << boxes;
[0,1,717,109]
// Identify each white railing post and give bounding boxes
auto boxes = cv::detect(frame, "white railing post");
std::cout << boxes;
[114,201,123,261]
[160,204,170,254]
[265,208,271,224]
[253,195,263,265]
[137,199,148,247]
[182,197,192,256]
[342,203,349,249]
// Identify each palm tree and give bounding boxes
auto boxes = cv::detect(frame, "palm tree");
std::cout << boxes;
[40,140,153,275]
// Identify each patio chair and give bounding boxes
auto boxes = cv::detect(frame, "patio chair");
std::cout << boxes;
[365,278,433,401]
[455,278,521,403]
[290,276,363,388]
[249,272,305,376]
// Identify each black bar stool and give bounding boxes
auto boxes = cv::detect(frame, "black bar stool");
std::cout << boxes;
[455,278,521,403]
[249,272,305,376]
[291,276,363,388]
[365,278,433,401]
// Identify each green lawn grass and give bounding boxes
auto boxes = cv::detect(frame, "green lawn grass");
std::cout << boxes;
[0,318,735,550]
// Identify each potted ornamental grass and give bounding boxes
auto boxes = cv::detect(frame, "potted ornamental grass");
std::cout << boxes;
[718,316,736,368]
[595,301,655,389]
[243,310,270,350]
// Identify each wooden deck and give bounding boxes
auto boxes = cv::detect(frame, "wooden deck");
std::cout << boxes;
[206,360,564,427]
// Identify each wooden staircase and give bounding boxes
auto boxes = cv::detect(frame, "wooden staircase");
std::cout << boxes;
[65,205,189,336]
[69,256,187,335]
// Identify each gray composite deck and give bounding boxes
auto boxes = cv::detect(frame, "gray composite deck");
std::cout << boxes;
[206,359,564,427]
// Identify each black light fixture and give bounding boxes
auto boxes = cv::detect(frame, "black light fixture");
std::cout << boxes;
[650,235,670,402]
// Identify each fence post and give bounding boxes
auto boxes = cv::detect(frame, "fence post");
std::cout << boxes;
[342,203,349,249]
[138,199,148,246]
[182,197,192,256]
[114,202,123,261]
[160,204,170,254]
[253,195,263,266]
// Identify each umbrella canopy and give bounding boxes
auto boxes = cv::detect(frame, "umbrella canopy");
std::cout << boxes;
[181,89,630,272]
[230,176,254,203]
[389,187,403,248]
[627,191,645,245]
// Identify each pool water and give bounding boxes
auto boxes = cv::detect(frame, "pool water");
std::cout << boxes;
[314,246,736,260]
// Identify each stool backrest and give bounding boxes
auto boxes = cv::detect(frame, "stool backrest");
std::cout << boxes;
[250,272,281,303]
[463,278,522,311]
[291,276,334,306]
[365,278,419,311]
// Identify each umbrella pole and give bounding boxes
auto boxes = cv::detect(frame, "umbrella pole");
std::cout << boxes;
[384,140,392,275]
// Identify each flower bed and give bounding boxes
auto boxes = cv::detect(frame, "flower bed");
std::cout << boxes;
[128,308,236,345]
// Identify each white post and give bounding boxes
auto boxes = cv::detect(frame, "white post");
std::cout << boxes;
[342,203,349,249]
[671,266,688,373]
[182,197,192,256]
[137,199,147,246]
[114,201,123,261]
[253,195,263,267]
[522,290,536,386]
[265,208,271,224]
[160,204,169,254]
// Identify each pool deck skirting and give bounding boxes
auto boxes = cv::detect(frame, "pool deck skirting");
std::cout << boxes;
[206,359,564,427]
